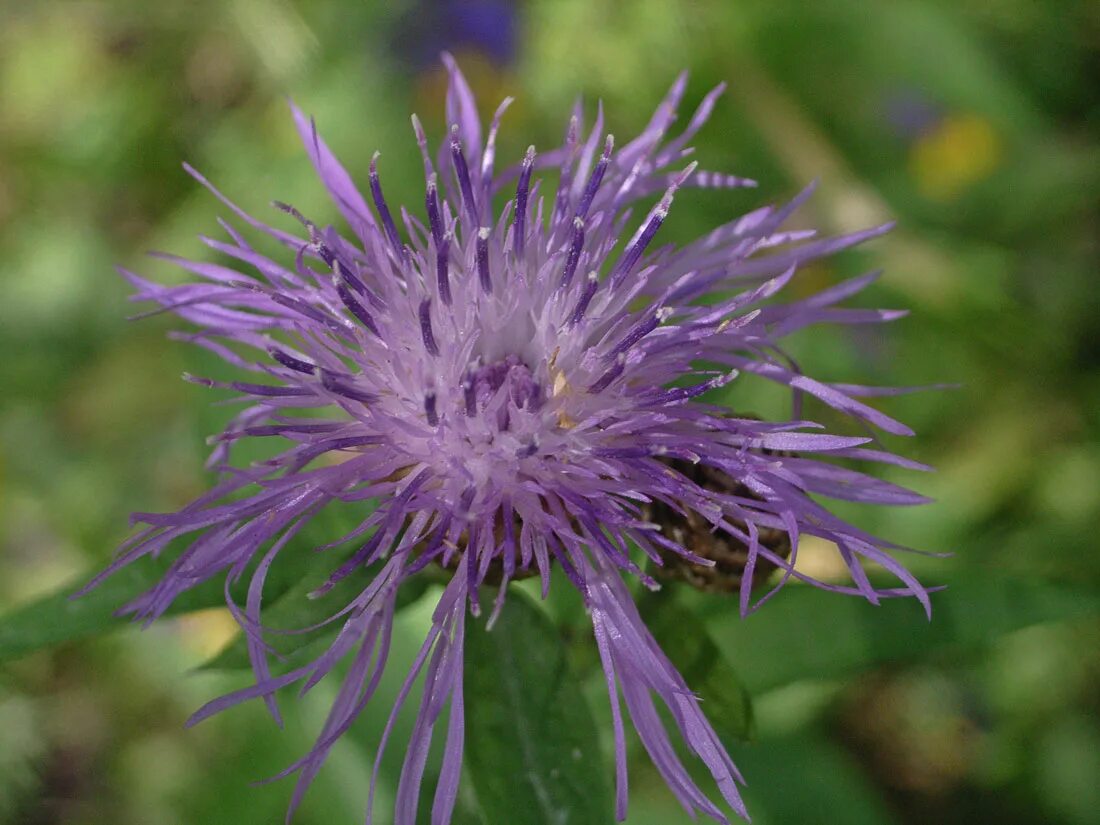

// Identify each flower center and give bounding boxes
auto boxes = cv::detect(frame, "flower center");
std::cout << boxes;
[466,354,542,414]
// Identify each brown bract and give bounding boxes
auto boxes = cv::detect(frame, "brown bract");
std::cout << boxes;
[644,458,793,594]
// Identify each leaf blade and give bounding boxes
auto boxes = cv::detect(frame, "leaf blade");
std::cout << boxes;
[705,573,1100,693]
[640,594,755,743]
[0,501,377,663]
[0,560,220,663]
[464,589,611,825]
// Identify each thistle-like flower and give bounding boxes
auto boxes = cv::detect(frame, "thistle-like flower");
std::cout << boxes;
[89,55,933,824]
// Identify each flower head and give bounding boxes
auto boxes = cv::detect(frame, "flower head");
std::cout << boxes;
[90,55,933,824]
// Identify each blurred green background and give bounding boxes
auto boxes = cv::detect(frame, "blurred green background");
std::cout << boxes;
[1,1,1098,823]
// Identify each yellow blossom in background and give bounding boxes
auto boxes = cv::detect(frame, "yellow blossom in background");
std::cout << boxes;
[909,112,1002,201]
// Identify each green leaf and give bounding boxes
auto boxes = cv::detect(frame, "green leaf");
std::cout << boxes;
[0,499,377,664]
[0,549,329,664]
[639,594,755,743]
[731,734,900,825]
[201,569,430,672]
[464,588,611,825]
[0,559,217,664]
[704,573,1100,693]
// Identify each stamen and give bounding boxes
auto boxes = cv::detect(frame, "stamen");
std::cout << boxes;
[436,233,452,306]
[425,174,444,247]
[553,115,580,221]
[271,199,321,255]
[476,227,492,293]
[208,422,342,442]
[513,146,535,257]
[524,382,543,409]
[576,134,614,219]
[238,383,312,397]
[182,372,215,387]
[611,161,697,288]
[183,373,312,397]
[557,217,585,292]
[334,277,381,336]
[424,391,438,426]
[516,436,539,458]
[481,96,514,190]
[272,200,309,227]
[362,283,387,311]
[459,486,477,515]
[419,298,439,356]
[272,201,325,257]
[593,445,664,459]
[462,377,477,416]
[273,201,336,269]
[368,154,406,264]
[609,307,672,357]
[320,369,375,403]
[611,208,666,287]
[267,292,334,328]
[410,113,434,178]
[587,353,626,393]
[450,125,478,224]
[268,346,315,374]
[332,259,367,296]
[650,370,737,404]
[568,271,599,327]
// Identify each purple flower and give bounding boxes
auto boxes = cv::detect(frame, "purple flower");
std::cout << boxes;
[394,0,518,69]
[89,55,933,824]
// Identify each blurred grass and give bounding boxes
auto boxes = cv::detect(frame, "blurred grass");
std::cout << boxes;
[0,0,1097,823]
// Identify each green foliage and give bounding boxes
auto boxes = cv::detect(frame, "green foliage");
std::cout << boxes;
[464,589,611,825]
[0,0,1097,822]
[640,593,755,743]
[0,499,376,664]
[0,559,207,664]
[732,734,900,825]
[705,573,1100,693]
[200,569,429,672]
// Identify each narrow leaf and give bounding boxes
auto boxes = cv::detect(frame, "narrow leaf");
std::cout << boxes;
[0,559,223,663]
[201,571,429,672]
[0,501,377,663]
